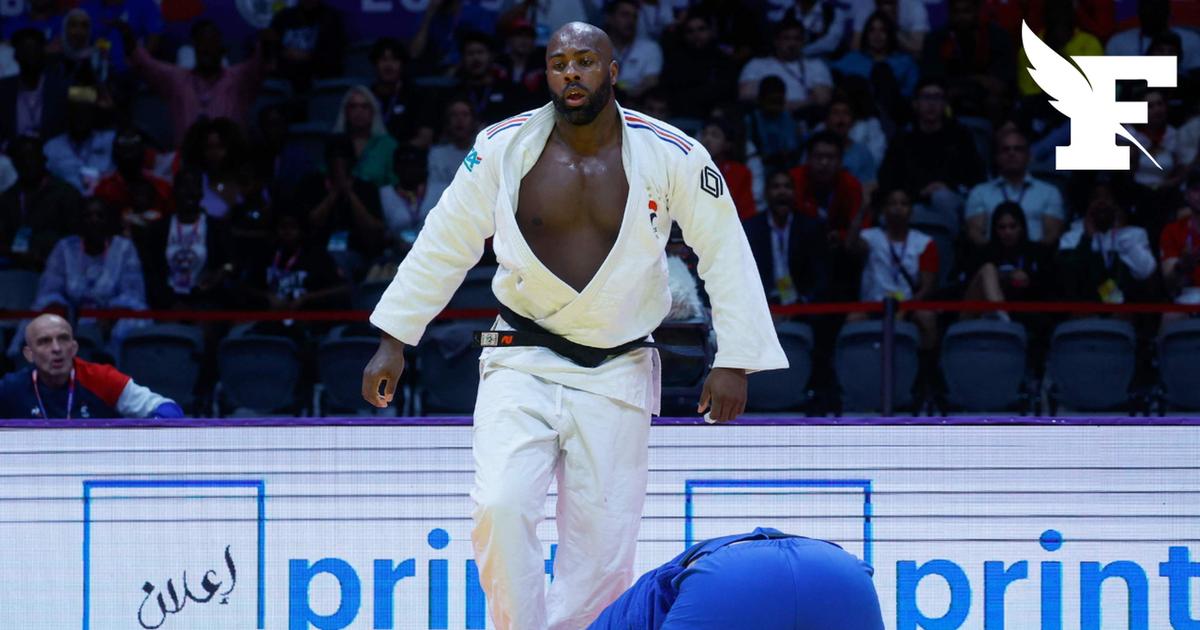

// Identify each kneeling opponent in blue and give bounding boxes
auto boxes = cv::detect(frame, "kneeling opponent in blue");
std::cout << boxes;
[588,527,884,630]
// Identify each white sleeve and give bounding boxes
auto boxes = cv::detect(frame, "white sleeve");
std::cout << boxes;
[807,59,833,88]
[1044,184,1065,220]
[738,58,766,85]
[963,184,989,218]
[642,39,663,75]
[668,143,788,373]
[369,130,499,345]
[901,0,930,33]
[803,8,848,57]
[115,380,174,418]
[1117,228,1157,280]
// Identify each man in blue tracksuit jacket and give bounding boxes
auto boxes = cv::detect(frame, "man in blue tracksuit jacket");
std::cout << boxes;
[589,527,883,630]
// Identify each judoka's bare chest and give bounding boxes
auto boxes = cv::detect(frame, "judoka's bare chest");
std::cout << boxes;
[516,138,630,292]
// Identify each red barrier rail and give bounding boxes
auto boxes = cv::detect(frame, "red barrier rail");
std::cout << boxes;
[2,300,1200,322]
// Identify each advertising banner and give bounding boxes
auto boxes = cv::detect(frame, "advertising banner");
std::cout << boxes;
[1,421,1197,629]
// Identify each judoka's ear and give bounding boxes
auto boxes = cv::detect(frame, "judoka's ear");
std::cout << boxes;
[609,58,619,86]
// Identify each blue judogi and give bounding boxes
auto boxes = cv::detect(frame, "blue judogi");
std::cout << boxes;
[589,528,884,630]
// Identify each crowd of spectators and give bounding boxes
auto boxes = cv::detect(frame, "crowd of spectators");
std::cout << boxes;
[2,0,1200,413]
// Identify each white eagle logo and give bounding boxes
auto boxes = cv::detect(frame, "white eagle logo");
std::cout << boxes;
[1022,20,1177,171]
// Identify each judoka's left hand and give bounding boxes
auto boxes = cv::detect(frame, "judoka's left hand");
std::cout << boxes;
[698,368,747,423]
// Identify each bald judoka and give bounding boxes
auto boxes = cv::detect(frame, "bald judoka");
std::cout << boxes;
[363,23,787,630]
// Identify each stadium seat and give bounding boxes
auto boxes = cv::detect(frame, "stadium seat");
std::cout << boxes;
[216,333,301,415]
[1156,318,1200,411]
[307,78,366,128]
[285,122,330,169]
[73,322,111,364]
[940,320,1028,412]
[261,77,293,98]
[1046,319,1136,413]
[119,324,204,412]
[667,117,703,137]
[656,317,715,416]
[353,278,391,311]
[834,320,919,413]
[343,42,377,82]
[130,91,173,149]
[413,321,488,414]
[0,269,39,311]
[447,266,499,311]
[747,321,814,412]
[413,76,459,89]
[316,325,392,415]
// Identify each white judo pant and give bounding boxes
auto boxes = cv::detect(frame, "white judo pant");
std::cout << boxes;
[470,366,651,630]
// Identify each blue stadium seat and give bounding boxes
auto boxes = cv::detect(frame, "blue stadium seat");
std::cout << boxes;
[261,77,293,98]
[447,266,499,311]
[119,324,204,411]
[0,269,39,311]
[656,317,715,416]
[413,321,488,414]
[216,332,301,415]
[285,122,330,168]
[413,76,459,89]
[353,278,392,311]
[73,322,110,364]
[941,319,1028,412]
[130,90,173,149]
[667,117,703,138]
[343,42,377,83]
[307,78,367,128]
[1047,319,1136,413]
[747,321,814,412]
[834,320,919,413]
[1156,319,1200,411]
[317,325,391,415]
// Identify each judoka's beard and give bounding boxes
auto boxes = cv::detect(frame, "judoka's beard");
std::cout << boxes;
[552,80,611,125]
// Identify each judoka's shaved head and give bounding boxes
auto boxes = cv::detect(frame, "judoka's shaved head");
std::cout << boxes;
[545,22,617,125]
[546,22,614,66]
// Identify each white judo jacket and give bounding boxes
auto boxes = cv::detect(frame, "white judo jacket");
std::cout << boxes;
[370,102,787,412]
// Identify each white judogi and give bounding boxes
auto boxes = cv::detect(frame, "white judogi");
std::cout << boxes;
[370,102,787,629]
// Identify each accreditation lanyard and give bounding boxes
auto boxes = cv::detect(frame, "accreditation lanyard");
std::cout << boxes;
[1000,180,1027,206]
[32,368,75,420]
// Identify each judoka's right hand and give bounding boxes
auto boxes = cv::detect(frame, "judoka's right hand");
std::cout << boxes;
[363,334,406,408]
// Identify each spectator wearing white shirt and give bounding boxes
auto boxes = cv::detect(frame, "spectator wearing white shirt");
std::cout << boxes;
[604,0,662,99]
[1128,88,1187,243]
[1105,0,1200,72]
[766,0,850,58]
[965,129,1064,248]
[738,18,833,112]
[851,0,929,56]
[42,86,113,194]
[1128,89,1186,192]
[420,98,477,219]
[848,188,939,350]
[1056,182,1157,305]
[379,144,429,253]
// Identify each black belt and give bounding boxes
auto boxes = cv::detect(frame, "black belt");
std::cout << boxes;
[473,304,706,368]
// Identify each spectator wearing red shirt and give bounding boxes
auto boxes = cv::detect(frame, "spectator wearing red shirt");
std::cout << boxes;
[698,118,757,220]
[95,129,173,232]
[788,131,864,243]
